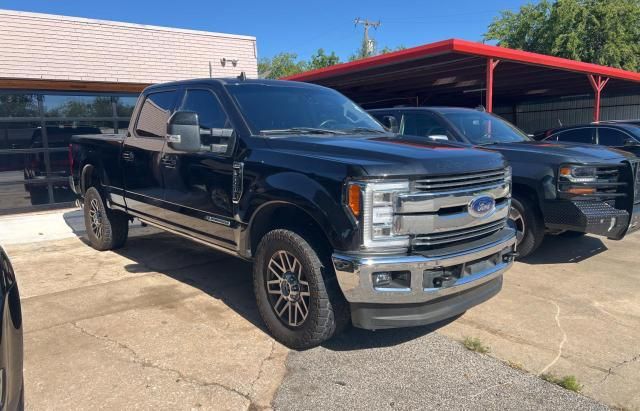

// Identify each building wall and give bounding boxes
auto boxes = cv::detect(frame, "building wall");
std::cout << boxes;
[0,9,258,83]
[495,93,640,133]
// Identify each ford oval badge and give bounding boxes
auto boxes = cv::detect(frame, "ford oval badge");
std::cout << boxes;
[468,196,496,218]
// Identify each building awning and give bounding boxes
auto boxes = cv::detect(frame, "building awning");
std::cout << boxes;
[285,39,640,121]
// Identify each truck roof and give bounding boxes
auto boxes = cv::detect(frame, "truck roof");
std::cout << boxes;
[368,107,481,114]
[144,77,327,92]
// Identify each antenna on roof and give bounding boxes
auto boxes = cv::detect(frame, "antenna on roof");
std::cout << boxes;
[209,61,212,78]
[237,71,247,81]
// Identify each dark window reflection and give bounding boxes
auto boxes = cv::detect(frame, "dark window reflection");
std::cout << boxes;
[0,91,138,212]
[115,96,138,117]
[43,94,114,118]
[0,94,39,117]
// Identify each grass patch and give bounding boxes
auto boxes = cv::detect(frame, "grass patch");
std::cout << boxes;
[540,373,582,393]
[462,336,490,354]
[507,360,525,371]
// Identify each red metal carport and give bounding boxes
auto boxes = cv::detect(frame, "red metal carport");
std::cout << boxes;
[285,39,640,123]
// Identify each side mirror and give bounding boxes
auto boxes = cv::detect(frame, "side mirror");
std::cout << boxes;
[167,111,202,152]
[428,134,450,141]
[381,116,399,133]
[624,137,639,146]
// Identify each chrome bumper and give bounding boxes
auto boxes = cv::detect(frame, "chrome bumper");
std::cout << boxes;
[332,228,517,305]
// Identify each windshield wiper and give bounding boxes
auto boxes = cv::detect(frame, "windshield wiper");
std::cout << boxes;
[260,127,347,135]
[344,127,387,134]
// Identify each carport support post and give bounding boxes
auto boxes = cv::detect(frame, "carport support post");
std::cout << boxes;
[485,58,500,112]
[588,74,609,122]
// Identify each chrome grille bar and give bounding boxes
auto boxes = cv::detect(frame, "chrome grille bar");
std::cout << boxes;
[414,168,506,192]
[413,219,507,247]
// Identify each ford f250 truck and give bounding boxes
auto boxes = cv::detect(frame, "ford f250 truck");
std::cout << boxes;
[370,107,640,257]
[70,78,517,348]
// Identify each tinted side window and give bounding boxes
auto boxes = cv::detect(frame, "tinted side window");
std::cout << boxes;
[135,91,177,138]
[401,112,452,140]
[598,128,628,146]
[180,89,233,147]
[555,128,594,143]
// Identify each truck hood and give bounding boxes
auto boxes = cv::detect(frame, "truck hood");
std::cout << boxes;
[486,141,631,163]
[265,135,505,176]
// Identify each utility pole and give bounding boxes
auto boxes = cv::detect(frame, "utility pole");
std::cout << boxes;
[354,17,380,58]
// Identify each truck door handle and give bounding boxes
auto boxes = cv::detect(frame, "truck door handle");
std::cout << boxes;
[122,151,135,162]
[160,156,177,168]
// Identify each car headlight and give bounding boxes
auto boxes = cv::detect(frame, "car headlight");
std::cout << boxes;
[347,180,410,250]
[559,165,597,183]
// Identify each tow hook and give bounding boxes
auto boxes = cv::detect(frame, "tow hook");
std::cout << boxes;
[503,251,519,262]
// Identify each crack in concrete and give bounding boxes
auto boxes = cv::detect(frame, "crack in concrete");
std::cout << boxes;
[69,321,252,405]
[251,339,276,390]
[600,353,640,383]
[539,300,567,376]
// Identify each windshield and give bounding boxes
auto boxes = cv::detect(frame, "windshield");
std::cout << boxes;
[225,83,386,135]
[441,111,530,145]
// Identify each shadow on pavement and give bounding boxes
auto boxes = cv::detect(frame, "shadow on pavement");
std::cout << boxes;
[62,209,86,235]
[321,315,460,352]
[67,220,456,351]
[520,233,607,264]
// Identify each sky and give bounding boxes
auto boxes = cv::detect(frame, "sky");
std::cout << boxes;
[0,0,528,61]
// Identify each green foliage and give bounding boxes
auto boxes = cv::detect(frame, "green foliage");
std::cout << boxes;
[258,52,308,79]
[349,44,407,62]
[485,0,640,71]
[308,48,341,70]
[540,373,582,392]
[462,336,491,353]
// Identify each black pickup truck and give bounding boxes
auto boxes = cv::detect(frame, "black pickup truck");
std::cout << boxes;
[370,107,640,257]
[70,78,517,348]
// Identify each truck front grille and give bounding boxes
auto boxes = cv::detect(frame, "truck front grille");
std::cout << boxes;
[396,167,511,252]
[594,165,627,204]
[412,218,507,247]
[413,168,507,193]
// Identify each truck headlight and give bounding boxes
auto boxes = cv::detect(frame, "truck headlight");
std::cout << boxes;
[559,165,597,183]
[347,181,410,250]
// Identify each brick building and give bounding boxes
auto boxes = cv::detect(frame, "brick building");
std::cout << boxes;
[0,9,257,213]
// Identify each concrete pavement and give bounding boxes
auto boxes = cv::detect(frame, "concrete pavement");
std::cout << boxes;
[3,208,637,409]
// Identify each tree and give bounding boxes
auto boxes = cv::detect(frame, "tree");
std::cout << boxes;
[379,45,407,54]
[485,0,640,71]
[308,48,341,70]
[349,44,406,62]
[258,52,307,79]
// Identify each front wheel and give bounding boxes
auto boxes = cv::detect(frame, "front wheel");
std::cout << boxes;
[253,229,348,349]
[509,196,545,258]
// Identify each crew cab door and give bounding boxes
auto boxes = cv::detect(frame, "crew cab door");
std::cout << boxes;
[160,87,238,249]
[122,89,178,217]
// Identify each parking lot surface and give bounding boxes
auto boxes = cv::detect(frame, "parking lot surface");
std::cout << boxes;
[2,209,637,409]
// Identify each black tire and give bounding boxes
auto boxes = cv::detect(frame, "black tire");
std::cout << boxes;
[83,187,129,251]
[510,196,545,258]
[560,230,587,238]
[253,229,349,349]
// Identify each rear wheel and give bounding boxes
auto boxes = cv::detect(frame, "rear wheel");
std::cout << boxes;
[509,196,545,258]
[83,187,129,251]
[253,229,348,349]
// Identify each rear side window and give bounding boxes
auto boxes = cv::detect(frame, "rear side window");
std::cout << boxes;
[135,90,178,138]
[554,128,594,144]
[597,128,628,146]
[400,112,452,140]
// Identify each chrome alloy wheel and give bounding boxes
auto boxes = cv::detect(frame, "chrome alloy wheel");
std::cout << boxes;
[509,206,525,245]
[89,198,104,240]
[266,250,311,327]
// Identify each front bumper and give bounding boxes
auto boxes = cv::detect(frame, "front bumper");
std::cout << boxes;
[331,227,517,329]
[543,200,633,239]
